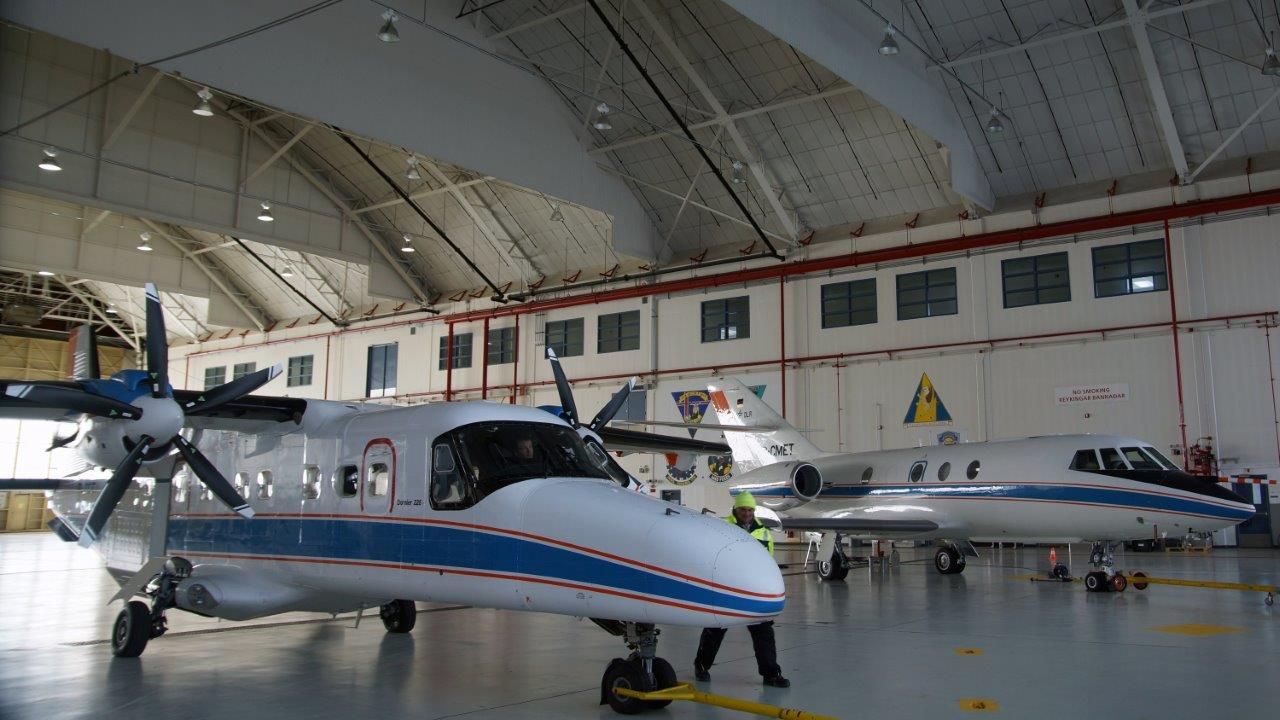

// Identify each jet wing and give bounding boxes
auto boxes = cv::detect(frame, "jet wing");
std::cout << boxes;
[175,391,308,433]
[597,426,730,455]
[776,516,941,534]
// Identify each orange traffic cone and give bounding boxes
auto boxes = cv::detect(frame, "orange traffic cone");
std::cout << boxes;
[1049,546,1058,569]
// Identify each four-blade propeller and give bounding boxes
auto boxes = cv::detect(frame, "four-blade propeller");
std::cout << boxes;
[545,347,637,435]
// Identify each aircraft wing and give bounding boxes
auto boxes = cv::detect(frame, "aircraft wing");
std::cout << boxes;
[776,516,941,534]
[175,391,308,432]
[0,478,108,491]
[597,426,730,455]
[617,419,783,432]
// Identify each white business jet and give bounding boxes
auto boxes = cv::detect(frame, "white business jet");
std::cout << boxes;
[0,285,780,715]
[694,379,1254,592]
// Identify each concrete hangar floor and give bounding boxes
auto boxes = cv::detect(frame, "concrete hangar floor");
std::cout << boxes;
[1,535,1277,720]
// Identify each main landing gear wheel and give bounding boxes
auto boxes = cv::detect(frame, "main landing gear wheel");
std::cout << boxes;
[380,599,417,633]
[112,600,151,658]
[817,548,849,581]
[1084,571,1107,592]
[935,546,965,575]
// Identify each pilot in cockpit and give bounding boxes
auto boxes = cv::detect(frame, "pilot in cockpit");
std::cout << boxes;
[508,432,546,477]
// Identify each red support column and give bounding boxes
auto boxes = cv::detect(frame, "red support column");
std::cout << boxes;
[510,314,520,404]
[1164,219,1189,468]
[779,277,787,419]
[445,322,455,402]
[481,317,490,400]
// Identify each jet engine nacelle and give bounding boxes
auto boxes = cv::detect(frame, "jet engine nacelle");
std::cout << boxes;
[734,461,823,511]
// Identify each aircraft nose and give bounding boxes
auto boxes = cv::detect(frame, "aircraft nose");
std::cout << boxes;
[709,537,785,621]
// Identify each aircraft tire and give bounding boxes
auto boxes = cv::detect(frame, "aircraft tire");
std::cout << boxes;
[380,599,417,633]
[642,657,678,709]
[934,546,962,575]
[1084,572,1105,592]
[111,601,151,658]
[602,657,648,715]
[1110,573,1127,593]
[817,550,849,581]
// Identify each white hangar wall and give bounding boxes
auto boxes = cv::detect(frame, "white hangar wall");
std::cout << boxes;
[170,203,1280,516]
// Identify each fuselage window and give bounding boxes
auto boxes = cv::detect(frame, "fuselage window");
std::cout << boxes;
[302,465,320,499]
[173,475,188,504]
[966,460,981,479]
[1099,448,1128,470]
[368,463,390,497]
[1143,446,1179,471]
[234,472,248,495]
[860,466,873,484]
[1121,447,1162,470]
[430,442,470,510]
[257,471,273,500]
[1070,450,1101,471]
[937,462,951,481]
[337,465,358,497]
[909,461,926,482]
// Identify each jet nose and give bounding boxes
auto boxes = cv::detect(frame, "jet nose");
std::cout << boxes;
[708,537,785,624]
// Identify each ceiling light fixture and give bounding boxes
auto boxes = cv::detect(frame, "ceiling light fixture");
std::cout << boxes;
[378,10,400,43]
[137,231,154,252]
[280,265,294,278]
[592,102,612,131]
[985,107,1005,134]
[1264,33,1280,76]
[878,24,900,56]
[400,233,415,253]
[38,147,62,172]
[192,87,215,117]
[37,270,55,277]
[106,304,118,315]
[257,202,274,222]
[549,205,564,222]
[731,160,746,184]
[405,155,421,181]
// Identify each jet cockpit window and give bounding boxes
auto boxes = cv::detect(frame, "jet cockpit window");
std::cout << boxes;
[1099,448,1128,470]
[368,463,390,496]
[909,461,926,482]
[450,421,610,500]
[583,438,635,488]
[1070,450,1101,471]
[1142,446,1179,471]
[1122,447,1162,470]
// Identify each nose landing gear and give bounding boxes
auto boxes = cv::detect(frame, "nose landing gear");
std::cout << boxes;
[597,621,678,715]
[1083,541,1127,593]
[111,556,192,657]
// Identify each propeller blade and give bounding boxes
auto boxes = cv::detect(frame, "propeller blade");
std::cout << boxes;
[181,364,282,415]
[48,425,80,450]
[67,324,100,380]
[545,347,579,426]
[588,377,636,433]
[173,435,254,518]
[144,283,169,398]
[2,382,142,420]
[78,435,153,547]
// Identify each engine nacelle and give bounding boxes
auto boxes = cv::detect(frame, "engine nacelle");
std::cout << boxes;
[733,461,823,511]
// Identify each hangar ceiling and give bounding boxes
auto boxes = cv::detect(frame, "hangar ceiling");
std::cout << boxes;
[2,0,1280,343]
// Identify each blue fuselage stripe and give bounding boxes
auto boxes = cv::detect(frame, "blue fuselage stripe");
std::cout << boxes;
[167,518,783,616]
[745,484,1252,521]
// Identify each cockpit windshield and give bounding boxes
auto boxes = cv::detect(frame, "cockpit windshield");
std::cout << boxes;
[450,421,610,496]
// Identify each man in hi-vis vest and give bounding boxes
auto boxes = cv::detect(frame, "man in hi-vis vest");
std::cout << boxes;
[693,492,790,687]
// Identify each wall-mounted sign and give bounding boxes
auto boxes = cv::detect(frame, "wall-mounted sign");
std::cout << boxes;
[904,372,952,427]
[1055,383,1129,405]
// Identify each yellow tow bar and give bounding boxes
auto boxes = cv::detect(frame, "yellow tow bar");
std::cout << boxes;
[614,682,838,720]
[1126,572,1277,605]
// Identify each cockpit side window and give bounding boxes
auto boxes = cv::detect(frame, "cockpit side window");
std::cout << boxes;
[1122,447,1162,470]
[584,439,635,488]
[448,421,610,501]
[1142,447,1179,471]
[1070,450,1101,471]
[430,441,471,510]
[1099,448,1128,470]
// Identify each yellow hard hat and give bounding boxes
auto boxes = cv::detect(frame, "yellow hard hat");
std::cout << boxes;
[733,491,757,509]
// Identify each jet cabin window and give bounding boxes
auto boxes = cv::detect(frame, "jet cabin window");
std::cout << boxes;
[909,461,926,482]
[1070,450,1101,471]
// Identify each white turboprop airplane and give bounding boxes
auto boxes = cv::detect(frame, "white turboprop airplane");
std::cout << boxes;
[691,379,1254,592]
[0,285,780,715]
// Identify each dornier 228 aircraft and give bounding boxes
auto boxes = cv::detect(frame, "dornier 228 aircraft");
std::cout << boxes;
[0,284,780,715]
[685,379,1253,592]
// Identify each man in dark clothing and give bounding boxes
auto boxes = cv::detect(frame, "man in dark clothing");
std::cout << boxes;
[693,491,790,688]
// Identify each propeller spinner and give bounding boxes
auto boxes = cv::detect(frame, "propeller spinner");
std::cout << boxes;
[70,283,278,546]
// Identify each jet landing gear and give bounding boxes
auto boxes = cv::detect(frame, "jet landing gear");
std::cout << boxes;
[1083,541,1128,593]
[817,534,850,581]
[594,621,678,715]
[934,542,967,575]
[111,557,192,657]
[379,599,417,633]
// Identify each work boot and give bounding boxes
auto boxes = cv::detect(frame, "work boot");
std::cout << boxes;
[763,674,791,688]
[694,662,710,682]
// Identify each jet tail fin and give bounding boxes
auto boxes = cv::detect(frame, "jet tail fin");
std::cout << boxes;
[705,379,824,473]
